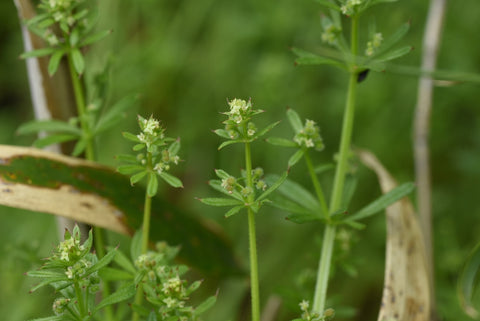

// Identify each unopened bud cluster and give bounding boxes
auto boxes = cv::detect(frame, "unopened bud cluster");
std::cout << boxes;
[223,98,260,139]
[35,0,89,46]
[136,115,180,175]
[365,33,383,56]
[298,300,335,321]
[135,242,202,320]
[341,0,362,15]
[221,167,267,199]
[294,119,324,151]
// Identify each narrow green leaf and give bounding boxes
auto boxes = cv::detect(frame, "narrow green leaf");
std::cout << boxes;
[225,205,244,218]
[130,170,147,185]
[257,171,288,202]
[372,22,410,58]
[198,198,243,207]
[168,139,181,156]
[85,249,117,276]
[213,129,232,139]
[48,50,65,76]
[20,47,56,59]
[286,108,303,133]
[71,48,85,74]
[38,18,55,29]
[375,46,413,63]
[29,277,70,292]
[253,121,280,139]
[314,163,335,174]
[342,220,366,229]
[72,138,86,156]
[93,284,136,313]
[117,165,145,175]
[265,137,297,148]
[111,246,136,274]
[122,131,141,143]
[346,182,415,222]
[33,134,78,148]
[159,171,183,188]
[214,169,231,180]
[130,230,143,262]
[80,29,112,47]
[98,267,133,281]
[194,295,217,316]
[218,139,243,150]
[292,47,345,69]
[133,143,145,151]
[146,312,158,321]
[17,120,81,136]
[269,196,316,216]
[27,270,65,278]
[115,154,138,164]
[288,149,305,167]
[341,174,358,209]
[458,241,480,319]
[94,94,138,134]
[268,176,320,212]
[147,172,159,197]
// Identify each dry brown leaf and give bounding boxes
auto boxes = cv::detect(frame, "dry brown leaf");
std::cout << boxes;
[357,149,431,321]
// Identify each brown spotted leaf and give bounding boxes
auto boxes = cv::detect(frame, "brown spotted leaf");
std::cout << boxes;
[357,149,430,321]
[0,145,241,276]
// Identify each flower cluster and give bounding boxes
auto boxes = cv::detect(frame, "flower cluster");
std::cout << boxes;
[220,167,267,200]
[365,33,383,56]
[223,98,262,139]
[118,115,183,193]
[34,0,89,45]
[297,300,335,321]
[321,21,341,46]
[294,119,324,151]
[340,0,362,15]
[27,225,111,319]
[135,242,206,320]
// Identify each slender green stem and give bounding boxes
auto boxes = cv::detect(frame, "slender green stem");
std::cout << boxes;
[245,141,260,321]
[312,14,360,314]
[66,51,95,160]
[133,153,154,321]
[67,47,114,321]
[304,150,329,219]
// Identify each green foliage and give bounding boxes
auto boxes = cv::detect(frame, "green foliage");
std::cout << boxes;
[27,225,132,320]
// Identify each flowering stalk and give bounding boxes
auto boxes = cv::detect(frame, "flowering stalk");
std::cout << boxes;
[200,98,286,321]
[118,115,183,320]
[312,14,360,315]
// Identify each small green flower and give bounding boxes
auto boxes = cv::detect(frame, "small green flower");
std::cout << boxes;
[341,0,362,15]
[293,119,324,151]
[366,33,383,56]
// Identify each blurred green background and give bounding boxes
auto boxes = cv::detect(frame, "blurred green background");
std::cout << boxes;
[1,0,480,320]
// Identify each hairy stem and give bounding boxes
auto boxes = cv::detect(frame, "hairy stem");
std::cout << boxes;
[312,14,359,314]
[245,141,260,321]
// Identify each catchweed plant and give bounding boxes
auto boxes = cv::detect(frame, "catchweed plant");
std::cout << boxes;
[271,0,415,318]
[198,98,287,321]
[26,225,132,321]
[117,114,184,321]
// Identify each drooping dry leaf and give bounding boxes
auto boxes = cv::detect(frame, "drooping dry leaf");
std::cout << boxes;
[0,145,242,276]
[357,149,430,321]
